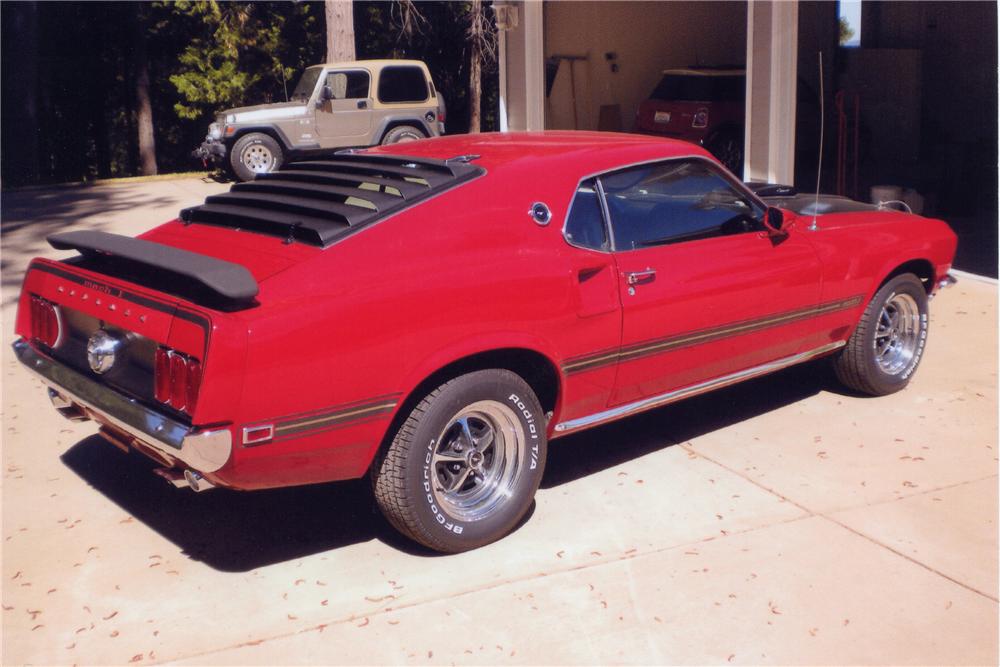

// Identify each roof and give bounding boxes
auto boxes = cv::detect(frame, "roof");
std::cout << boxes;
[364,130,715,177]
[311,59,430,71]
[661,68,745,77]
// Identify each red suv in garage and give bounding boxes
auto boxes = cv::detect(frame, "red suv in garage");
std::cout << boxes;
[635,68,746,175]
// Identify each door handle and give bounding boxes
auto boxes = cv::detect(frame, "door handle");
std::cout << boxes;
[626,268,656,285]
[357,100,368,109]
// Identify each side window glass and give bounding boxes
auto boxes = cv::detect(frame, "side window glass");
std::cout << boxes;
[603,160,764,251]
[564,179,608,251]
[378,66,429,103]
[325,71,370,100]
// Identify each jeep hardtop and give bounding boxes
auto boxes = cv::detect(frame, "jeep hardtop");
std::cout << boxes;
[195,59,446,181]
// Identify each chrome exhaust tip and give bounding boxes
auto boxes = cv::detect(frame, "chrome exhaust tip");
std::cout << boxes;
[153,467,190,489]
[183,469,216,493]
[48,389,88,422]
[153,468,216,492]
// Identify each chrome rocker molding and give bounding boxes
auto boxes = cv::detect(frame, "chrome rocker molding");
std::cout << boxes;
[12,339,232,473]
[554,341,847,435]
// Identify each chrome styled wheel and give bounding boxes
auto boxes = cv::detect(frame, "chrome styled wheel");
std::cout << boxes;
[873,292,920,375]
[430,401,527,522]
[372,369,547,553]
[241,143,274,173]
[833,272,929,396]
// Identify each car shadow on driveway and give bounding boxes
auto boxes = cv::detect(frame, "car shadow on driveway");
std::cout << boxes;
[60,361,830,571]
[542,360,829,488]
[60,436,393,571]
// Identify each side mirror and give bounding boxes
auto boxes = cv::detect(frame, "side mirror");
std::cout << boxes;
[763,207,788,238]
[315,85,334,107]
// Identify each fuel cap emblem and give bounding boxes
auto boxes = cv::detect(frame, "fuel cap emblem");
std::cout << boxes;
[87,329,124,374]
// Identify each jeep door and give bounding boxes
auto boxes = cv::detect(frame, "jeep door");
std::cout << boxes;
[603,158,823,406]
[315,69,374,144]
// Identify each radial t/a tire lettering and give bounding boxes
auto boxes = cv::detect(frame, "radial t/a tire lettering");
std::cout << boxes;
[833,273,929,396]
[372,369,547,553]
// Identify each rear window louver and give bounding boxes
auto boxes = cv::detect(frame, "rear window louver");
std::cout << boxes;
[180,154,484,247]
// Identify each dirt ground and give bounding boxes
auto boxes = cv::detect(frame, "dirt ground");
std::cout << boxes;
[2,177,997,665]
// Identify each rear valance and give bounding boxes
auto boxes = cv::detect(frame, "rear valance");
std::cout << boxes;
[48,231,259,304]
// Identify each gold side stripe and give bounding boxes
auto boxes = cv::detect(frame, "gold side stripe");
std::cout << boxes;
[562,295,863,374]
[274,401,397,434]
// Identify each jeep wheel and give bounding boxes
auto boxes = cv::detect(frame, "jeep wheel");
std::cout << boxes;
[372,370,547,553]
[230,132,283,181]
[832,273,929,396]
[380,125,425,145]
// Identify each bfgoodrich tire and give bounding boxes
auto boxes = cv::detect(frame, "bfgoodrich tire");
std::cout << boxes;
[372,370,547,553]
[380,124,425,145]
[833,273,929,396]
[230,132,283,181]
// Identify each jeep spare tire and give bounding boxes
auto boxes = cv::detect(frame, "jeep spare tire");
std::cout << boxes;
[231,132,283,181]
[381,125,425,145]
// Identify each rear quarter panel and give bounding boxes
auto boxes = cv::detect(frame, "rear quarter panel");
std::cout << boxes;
[223,167,620,487]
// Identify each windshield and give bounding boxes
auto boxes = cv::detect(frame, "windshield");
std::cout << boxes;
[650,75,745,103]
[291,67,322,101]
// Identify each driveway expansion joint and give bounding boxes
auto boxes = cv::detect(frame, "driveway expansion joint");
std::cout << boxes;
[681,444,999,603]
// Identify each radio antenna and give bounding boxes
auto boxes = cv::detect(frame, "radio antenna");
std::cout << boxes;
[811,51,824,231]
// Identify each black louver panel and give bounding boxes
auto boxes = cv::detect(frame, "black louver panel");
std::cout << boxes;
[255,169,429,199]
[181,153,483,247]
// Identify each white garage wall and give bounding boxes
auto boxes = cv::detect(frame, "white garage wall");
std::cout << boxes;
[543,1,747,132]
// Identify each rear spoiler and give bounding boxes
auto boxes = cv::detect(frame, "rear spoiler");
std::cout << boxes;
[48,231,259,305]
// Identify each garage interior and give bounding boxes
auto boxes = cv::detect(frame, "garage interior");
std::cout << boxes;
[499,0,998,277]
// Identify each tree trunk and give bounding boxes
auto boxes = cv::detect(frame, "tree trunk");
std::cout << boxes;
[467,0,484,133]
[132,5,157,176]
[325,0,356,62]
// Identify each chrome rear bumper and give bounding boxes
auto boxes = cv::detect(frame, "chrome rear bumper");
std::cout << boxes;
[12,339,231,473]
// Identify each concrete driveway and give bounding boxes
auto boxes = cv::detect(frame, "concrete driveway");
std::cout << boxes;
[2,178,997,665]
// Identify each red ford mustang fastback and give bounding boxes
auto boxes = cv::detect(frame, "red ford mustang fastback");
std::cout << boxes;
[14,132,956,552]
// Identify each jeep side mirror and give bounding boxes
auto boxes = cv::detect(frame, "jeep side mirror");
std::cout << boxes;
[316,85,334,108]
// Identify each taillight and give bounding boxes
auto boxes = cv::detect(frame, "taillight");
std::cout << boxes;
[154,346,202,415]
[169,352,188,409]
[438,107,446,123]
[30,295,60,347]
[154,348,171,403]
[186,358,202,412]
[692,110,709,129]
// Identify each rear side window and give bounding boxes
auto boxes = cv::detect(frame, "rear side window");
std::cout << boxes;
[326,70,370,99]
[564,179,608,251]
[378,66,429,103]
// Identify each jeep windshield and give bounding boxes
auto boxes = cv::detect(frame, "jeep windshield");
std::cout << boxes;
[650,74,745,103]
[291,66,322,101]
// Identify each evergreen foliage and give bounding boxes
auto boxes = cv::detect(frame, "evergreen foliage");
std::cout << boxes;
[0,1,498,186]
